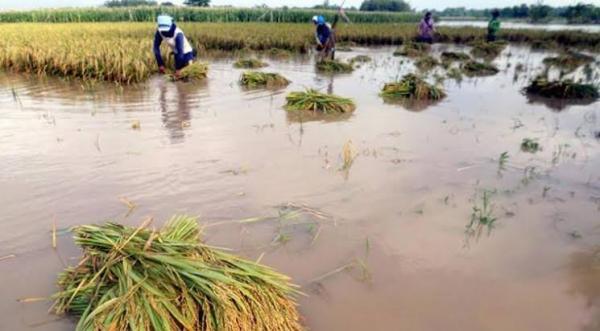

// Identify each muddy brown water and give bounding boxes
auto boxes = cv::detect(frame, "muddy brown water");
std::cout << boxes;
[0,45,599,331]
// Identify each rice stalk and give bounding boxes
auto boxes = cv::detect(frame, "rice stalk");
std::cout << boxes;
[524,76,599,100]
[52,215,303,331]
[380,74,446,101]
[171,62,208,81]
[240,71,290,89]
[316,60,354,73]
[462,60,499,77]
[233,58,267,69]
[285,89,355,114]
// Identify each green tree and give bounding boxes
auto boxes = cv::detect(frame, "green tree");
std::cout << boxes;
[360,0,411,12]
[529,3,553,22]
[184,0,210,6]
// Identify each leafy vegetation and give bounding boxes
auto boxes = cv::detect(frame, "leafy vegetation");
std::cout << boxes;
[316,60,354,73]
[234,58,267,69]
[462,61,499,77]
[521,138,541,153]
[440,51,470,63]
[171,62,208,81]
[52,216,302,331]
[542,52,594,72]
[359,0,411,12]
[465,191,497,244]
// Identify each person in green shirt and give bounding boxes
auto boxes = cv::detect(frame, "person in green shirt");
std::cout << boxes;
[487,10,501,42]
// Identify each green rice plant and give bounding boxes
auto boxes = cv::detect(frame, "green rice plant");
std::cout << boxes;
[393,41,431,58]
[285,89,355,114]
[542,52,595,72]
[470,41,507,59]
[440,51,470,63]
[233,58,267,69]
[316,59,354,73]
[521,138,541,153]
[525,76,599,100]
[171,62,208,81]
[52,216,303,331]
[415,55,439,71]
[380,74,446,101]
[465,191,497,244]
[240,71,290,89]
[462,60,499,77]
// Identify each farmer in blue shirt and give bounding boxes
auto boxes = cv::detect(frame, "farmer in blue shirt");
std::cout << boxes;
[153,15,196,78]
[312,15,336,61]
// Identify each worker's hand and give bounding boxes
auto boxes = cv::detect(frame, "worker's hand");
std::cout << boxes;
[159,66,166,74]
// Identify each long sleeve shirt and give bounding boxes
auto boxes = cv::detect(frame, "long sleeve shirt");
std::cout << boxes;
[153,28,194,70]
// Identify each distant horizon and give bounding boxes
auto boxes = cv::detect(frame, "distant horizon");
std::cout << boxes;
[1,0,597,11]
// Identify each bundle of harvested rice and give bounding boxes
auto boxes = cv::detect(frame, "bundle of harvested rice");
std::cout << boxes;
[415,55,440,71]
[240,71,290,89]
[234,58,268,69]
[285,89,355,114]
[380,74,446,101]
[447,67,463,81]
[170,62,208,81]
[393,42,431,58]
[542,52,594,72]
[470,41,507,59]
[316,60,354,73]
[52,216,303,331]
[441,51,470,62]
[349,55,372,64]
[462,60,499,77]
[524,76,599,100]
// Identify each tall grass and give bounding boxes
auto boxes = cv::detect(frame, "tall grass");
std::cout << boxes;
[0,7,421,23]
[0,22,597,83]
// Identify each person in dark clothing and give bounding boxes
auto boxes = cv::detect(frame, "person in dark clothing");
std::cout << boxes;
[487,10,501,42]
[312,15,336,61]
[153,15,196,78]
[417,12,436,44]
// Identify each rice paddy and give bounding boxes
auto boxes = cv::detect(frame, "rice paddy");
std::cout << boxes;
[171,62,209,82]
[415,56,440,71]
[470,41,508,59]
[316,60,354,73]
[393,42,431,58]
[1,15,600,331]
[542,52,595,72]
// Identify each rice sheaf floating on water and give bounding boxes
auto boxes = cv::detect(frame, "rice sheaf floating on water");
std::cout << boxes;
[316,59,354,73]
[542,52,595,72]
[470,41,508,59]
[415,55,440,71]
[440,51,471,63]
[240,71,290,89]
[524,76,599,100]
[393,41,431,58]
[285,89,356,114]
[52,216,303,331]
[462,60,500,77]
[234,58,268,69]
[170,62,209,82]
[380,74,446,101]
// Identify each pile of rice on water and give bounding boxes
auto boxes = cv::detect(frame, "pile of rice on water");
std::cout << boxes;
[52,216,303,331]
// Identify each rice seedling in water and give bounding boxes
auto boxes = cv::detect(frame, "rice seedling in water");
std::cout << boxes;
[498,151,509,172]
[440,51,470,63]
[470,41,507,59]
[465,191,497,244]
[525,76,599,100]
[542,52,594,72]
[171,62,209,82]
[285,89,355,114]
[521,138,541,153]
[393,42,430,58]
[240,71,290,89]
[316,60,354,73]
[462,60,499,77]
[52,216,303,331]
[233,58,267,69]
[380,74,446,101]
[341,140,357,171]
[415,55,440,71]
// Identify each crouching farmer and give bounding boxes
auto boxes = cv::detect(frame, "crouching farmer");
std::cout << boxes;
[153,15,196,78]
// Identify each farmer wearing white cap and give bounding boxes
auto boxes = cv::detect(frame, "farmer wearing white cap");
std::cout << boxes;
[312,15,336,61]
[153,15,196,78]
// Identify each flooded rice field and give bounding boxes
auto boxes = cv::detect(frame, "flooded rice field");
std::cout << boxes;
[1,45,599,331]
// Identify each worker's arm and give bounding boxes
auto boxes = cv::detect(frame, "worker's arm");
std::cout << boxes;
[153,31,165,72]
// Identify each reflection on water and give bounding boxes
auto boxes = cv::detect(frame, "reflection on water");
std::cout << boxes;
[0,46,599,331]
[439,20,600,33]
[569,247,600,331]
